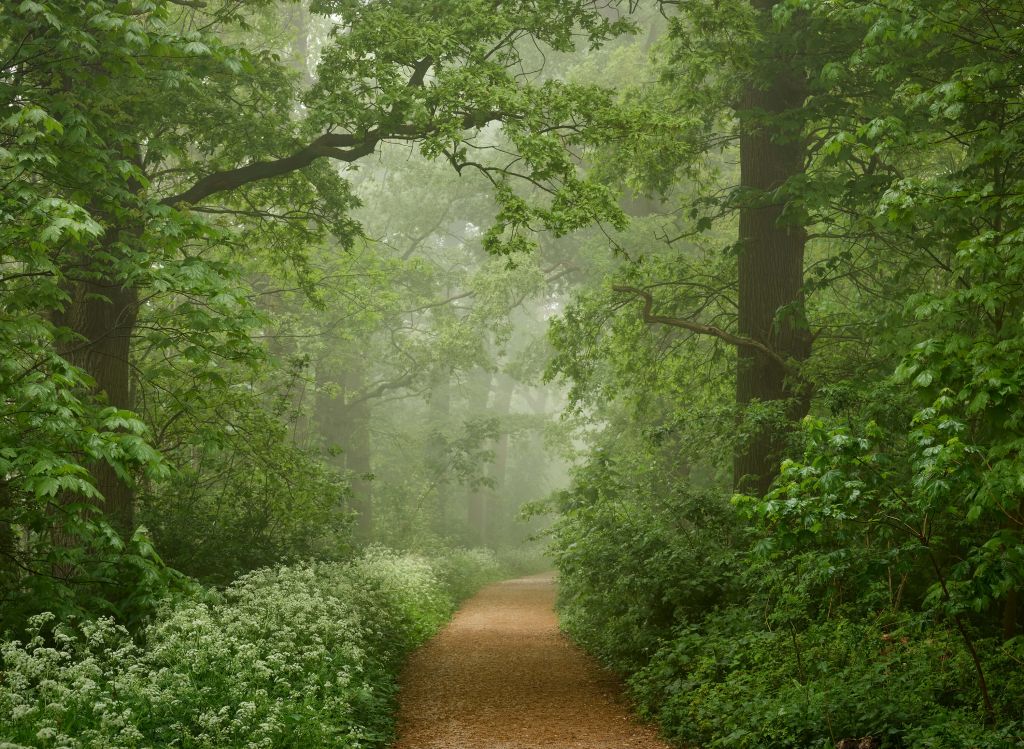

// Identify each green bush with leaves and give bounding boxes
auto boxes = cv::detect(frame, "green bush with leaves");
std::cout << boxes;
[549,386,1024,747]
[629,608,1024,749]
[551,441,739,674]
[0,547,496,749]
[493,545,552,579]
[423,547,504,604]
[554,478,1024,748]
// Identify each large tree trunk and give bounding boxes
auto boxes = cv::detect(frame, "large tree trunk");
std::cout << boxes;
[733,0,811,495]
[0,480,15,578]
[1004,587,1020,641]
[53,277,140,536]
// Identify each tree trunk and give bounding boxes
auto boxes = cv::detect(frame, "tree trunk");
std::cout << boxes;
[342,366,373,540]
[466,369,492,545]
[427,364,452,535]
[733,0,811,495]
[346,409,373,540]
[288,3,314,88]
[0,480,15,578]
[484,374,515,544]
[53,277,140,536]
[314,360,372,539]
[1004,586,1020,641]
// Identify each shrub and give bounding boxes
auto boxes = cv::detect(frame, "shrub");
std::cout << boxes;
[425,547,504,603]
[552,483,738,673]
[554,480,1024,749]
[494,545,552,578]
[628,609,1023,749]
[0,547,495,748]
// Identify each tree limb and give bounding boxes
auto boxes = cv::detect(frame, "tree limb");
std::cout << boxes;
[160,133,377,207]
[348,371,420,406]
[612,284,793,372]
[160,109,504,208]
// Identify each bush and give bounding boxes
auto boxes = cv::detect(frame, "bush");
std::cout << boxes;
[630,609,1024,749]
[494,545,552,578]
[554,478,1024,749]
[0,547,496,748]
[550,439,1024,748]
[425,547,504,603]
[552,483,738,673]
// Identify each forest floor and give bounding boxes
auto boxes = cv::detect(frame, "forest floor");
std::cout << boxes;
[394,573,669,749]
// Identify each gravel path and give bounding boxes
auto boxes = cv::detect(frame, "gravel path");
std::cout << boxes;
[394,573,670,749]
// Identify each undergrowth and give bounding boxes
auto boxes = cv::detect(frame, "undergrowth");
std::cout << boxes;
[552,483,1024,749]
[0,546,506,748]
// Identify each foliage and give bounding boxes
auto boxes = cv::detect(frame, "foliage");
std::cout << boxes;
[8,0,1024,746]
[1,0,611,622]
[139,351,351,584]
[630,609,1024,749]
[550,431,739,672]
[0,0,346,630]
[422,547,504,603]
[549,1,1024,747]
[0,547,498,749]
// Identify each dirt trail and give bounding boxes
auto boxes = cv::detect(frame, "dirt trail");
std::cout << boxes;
[394,573,670,749]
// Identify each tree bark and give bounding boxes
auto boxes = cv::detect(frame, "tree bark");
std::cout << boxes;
[427,364,452,535]
[52,276,140,536]
[345,410,373,540]
[346,372,374,541]
[0,480,15,577]
[1004,586,1020,641]
[483,374,515,544]
[342,366,374,540]
[315,360,373,539]
[466,369,493,545]
[733,0,811,495]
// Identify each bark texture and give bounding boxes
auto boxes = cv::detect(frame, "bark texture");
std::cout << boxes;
[53,277,140,536]
[344,370,374,541]
[733,0,811,495]
[486,374,515,537]
[466,370,493,545]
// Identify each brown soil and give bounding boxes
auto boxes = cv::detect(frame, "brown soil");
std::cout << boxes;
[394,573,670,749]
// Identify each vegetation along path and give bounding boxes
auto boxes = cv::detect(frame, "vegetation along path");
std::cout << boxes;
[395,573,668,749]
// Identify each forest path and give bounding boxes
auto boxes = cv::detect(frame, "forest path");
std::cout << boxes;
[393,573,669,749]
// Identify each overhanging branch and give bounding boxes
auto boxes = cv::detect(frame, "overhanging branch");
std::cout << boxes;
[159,55,511,209]
[160,110,504,208]
[160,133,377,207]
[612,284,793,372]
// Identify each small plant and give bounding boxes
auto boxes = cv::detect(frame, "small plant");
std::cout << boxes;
[0,547,499,748]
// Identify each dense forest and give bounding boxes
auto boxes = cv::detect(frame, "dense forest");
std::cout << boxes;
[1,1,1022,747]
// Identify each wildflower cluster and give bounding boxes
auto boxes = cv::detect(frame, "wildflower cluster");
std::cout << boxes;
[0,548,502,748]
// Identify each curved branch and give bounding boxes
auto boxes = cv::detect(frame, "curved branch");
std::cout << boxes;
[612,284,793,372]
[348,371,420,406]
[159,57,511,209]
[160,111,504,208]
[160,134,377,207]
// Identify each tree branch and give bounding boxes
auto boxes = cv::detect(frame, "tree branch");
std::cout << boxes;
[161,54,449,208]
[348,371,420,406]
[160,108,503,208]
[612,284,793,372]
[160,133,377,207]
